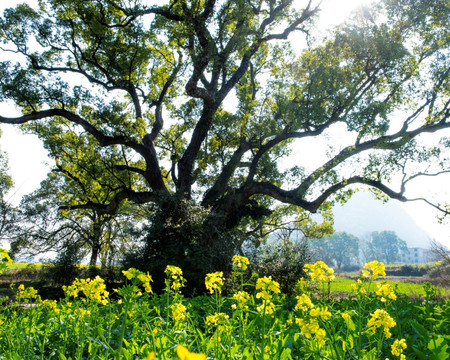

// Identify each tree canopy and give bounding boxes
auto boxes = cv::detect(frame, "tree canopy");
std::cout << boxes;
[0,0,449,286]
[362,230,408,264]
[312,232,360,270]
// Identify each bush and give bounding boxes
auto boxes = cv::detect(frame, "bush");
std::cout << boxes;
[248,237,312,295]
[46,242,83,287]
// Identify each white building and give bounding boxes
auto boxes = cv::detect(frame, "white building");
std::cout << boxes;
[399,247,433,264]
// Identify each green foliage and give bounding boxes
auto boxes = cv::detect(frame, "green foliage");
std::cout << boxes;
[362,231,408,264]
[248,234,312,295]
[47,241,83,287]
[1,257,450,359]
[0,130,15,242]
[311,232,360,270]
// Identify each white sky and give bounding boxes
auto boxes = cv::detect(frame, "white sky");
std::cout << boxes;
[0,0,449,248]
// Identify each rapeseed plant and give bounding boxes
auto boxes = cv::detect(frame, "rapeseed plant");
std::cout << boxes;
[165,265,185,293]
[1,257,447,360]
[63,276,109,305]
[176,344,207,360]
[376,282,397,302]
[205,271,224,294]
[232,255,249,271]
[391,338,407,360]
[170,302,187,322]
[367,309,396,338]
[362,260,386,280]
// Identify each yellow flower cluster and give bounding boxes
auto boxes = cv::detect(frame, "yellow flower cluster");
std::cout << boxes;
[42,299,59,314]
[295,318,320,339]
[0,248,12,274]
[255,276,280,316]
[255,276,281,300]
[171,302,187,322]
[341,311,352,320]
[232,290,250,310]
[123,267,153,294]
[351,279,367,294]
[176,345,207,360]
[367,309,396,338]
[362,260,386,280]
[256,301,276,315]
[63,276,109,305]
[122,267,141,280]
[205,312,230,327]
[232,255,249,271]
[310,306,331,320]
[304,261,335,282]
[391,338,407,360]
[205,272,224,294]
[75,308,91,318]
[165,265,185,293]
[376,282,397,302]
[294,287,330,348]
[15,284,39,302]
[295,294,315,312]
[139,345,206,360]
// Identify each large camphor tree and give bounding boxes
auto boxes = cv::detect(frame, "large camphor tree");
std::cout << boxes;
[0,0,449,287]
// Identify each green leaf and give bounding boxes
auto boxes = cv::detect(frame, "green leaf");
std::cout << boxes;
[428,336,449,360]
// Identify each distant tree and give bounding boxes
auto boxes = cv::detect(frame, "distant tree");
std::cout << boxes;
[363,231,408,264]
[312,232,359,270]
[12,172,141,268]
[429,239,449,264]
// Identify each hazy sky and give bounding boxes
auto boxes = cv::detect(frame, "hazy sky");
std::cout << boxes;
[1,0,449,248]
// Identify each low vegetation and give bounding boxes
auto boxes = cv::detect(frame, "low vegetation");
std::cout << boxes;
[1,250,449,359]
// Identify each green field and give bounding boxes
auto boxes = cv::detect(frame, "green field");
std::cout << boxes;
[0,259,449,359]
[330,276,450,297]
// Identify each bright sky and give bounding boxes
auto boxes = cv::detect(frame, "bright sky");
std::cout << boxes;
[0,0,449,248]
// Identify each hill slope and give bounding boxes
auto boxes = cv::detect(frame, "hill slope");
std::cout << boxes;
[333,192,432,248]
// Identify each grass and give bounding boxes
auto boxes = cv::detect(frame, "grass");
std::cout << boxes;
[4,262,49,269]
[330,276,450,297]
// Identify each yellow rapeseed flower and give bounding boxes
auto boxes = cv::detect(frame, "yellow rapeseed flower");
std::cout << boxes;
[315,328,327,348]
[256,276,280,301]
[16,284,39,302]
[341,311,351,320]
[310,306,331,320]
[140,352,156,360]
[232,255,249,271]
[295,294,315,312]
[63,276,109,305]
[165,265,185,292]
[256,300,276,315]
[391,338,407,359]
[232,291,250,309]
[296,318,320,339]
[176,345,206,360]
[137,272,153,294]
[205,272,224,294]
[205,312,229,327]
[363,260,386,280]
[376,282,397,302]
[171,302,187,322]
[367,309,396,338]
[122,267,141,280]
[304,261,335,282]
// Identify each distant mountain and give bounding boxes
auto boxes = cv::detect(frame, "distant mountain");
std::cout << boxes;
[332,192,432,248]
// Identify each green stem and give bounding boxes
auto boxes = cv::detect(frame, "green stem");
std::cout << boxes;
[260,301,266,360]
[116,298,130,360]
